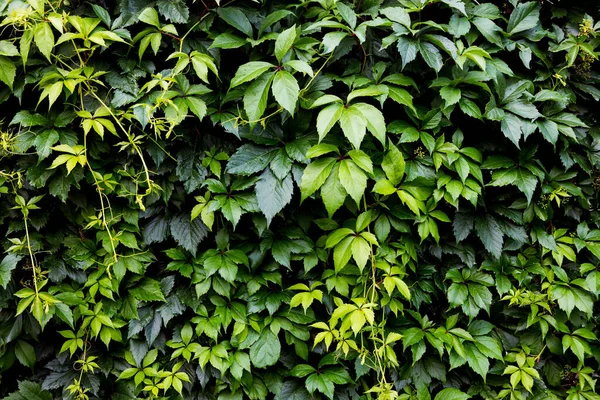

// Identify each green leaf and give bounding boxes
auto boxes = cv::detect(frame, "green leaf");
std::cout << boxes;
[475,215,503,258]
[322,31,349,54]
[305,373,335,399]
[0,254,22,289]
[275,25,296,62]
[353,103,386,145]
[157,0,189,23]
[272,70,299,115]
[244,72,274,122]
[227,144,277,175]
[435,388,470,400]
[322,164,347,217]
[130,278,166,302]
[300,157,336,202]
[211,33,247,49]
[255,168,293,224]
[34,129,59,159]
[464,343,489,380]
[507,2,540,35]
[338,159,367,205]
[440,0,466,16]
[33,23,54,61]
[382,143,405,186]
[231,62,274,88]
[419,41,443,72]
[472,18,503,47]
[340,105,367,149]
[388,86,416,113]
[250,330,280,368]
[278,381,312,400]
[217,7,253,36]
[501,113,523,148]
[4,381,52,400]
[316,103,344,141]
[381,7,410,27]
[336,2,357,29]
[537,119,559,145]
[170,213,208,256]
[0,55,16,90]
[138,7,160,27]
[440,86,461,106]
[15,340,36,368]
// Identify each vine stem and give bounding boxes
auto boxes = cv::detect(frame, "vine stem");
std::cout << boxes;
[23,216,39,298]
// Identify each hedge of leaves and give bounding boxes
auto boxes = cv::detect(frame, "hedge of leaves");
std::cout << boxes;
[1,0,600,399]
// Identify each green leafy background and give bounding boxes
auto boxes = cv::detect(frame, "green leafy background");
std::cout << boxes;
[0,0,599,399]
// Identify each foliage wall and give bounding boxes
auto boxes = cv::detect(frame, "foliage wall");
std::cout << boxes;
[0,0,600,399]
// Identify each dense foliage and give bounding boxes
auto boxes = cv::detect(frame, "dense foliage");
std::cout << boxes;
[0,0,600,399]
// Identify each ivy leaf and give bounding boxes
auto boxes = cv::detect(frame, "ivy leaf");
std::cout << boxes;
[338,159,367,206]
[340,105,367,149]
[300,158,336,202]
[501,113,523,148]
[130,278,166,302]
[514,168,537,204]
[537,119,559,145]
[272,70,299,115]
[255,168,293,225]
[244,72,274,123]
[15,340,36,368]
[434,388,471,400]
[0,254,22,289]
[353,103,386,145]
[143,216,169,245]
[217,7,253,36]
[322,164,347,217]
[231,62,274,88]
[440,0,467,16]
[4,381,51,400]
[211,33,247,49]
[440,86,462,106]
[33,23,54,61]
[382,143,405,186]
[169,213,208,256]
[475,215,503,258]
[464,343,489,380]
[336,2,357,29]
[305,373,335,399]
[507,2,540,35]
[419,41,443,72]
[316,103,344,141]
[250,330,280,368]
[157,0,189,23]
[227,144,277,175]
[0,55,16,90]
[472,17,503,47]
[275,25,296,62]
[435,388,470,400]
[397,37,418,69]
[278,380,312,400]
